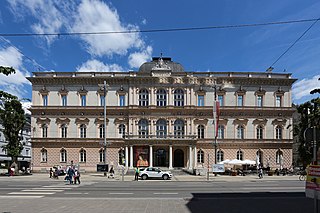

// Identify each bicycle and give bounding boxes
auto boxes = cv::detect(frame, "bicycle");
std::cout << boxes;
[298,170,307,181]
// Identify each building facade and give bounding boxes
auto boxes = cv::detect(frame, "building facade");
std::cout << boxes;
[28,57,296,172]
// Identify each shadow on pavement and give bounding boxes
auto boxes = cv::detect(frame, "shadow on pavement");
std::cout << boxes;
[186,192,313,213]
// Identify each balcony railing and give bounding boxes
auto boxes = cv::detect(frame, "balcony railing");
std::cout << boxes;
[123,134,197,140]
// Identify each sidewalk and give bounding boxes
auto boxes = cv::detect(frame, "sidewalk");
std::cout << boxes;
[1,173,301,182]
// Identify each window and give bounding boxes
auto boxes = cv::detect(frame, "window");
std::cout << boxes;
[156,119,167,138]
[79,149,86,162]
[42,124,48,138]
[257,95,263,107]
[99,148,104,162]
[276,150,283,164]
[236,150,243,160]
[138,119,149,138]
[156,89,167,106]
[276,125,282,139]
[80,124,86,138]
[197,149,204,163]
[60,149,67,163]
[41,149,47,162]
[198,95,204,106]
[119,149,125,165]
[99,149,105,162]
[256,125,263,139]
[237,125,244,139]
[217,150,224,162]
[119,124,126,138]
[237,95,243,106]
[218,125,225,139]
[61,124,67,138]
[218,95,224,106]
[81,95,86,106]
[99,124,105,139]
[61,95,67,106]
[139,89,149,106]
[197,125,205,139]
[174,119,184,138]
[100,95,105,107]
[174,89,184,106]
[42,95,48,106]
[119,95,125,106]
[276,96,282,107]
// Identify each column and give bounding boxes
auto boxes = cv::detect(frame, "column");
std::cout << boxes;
[169,145,173,169]
[149,145,153,167]
[194,146,197,168]
[150,88,154,106]
[168,88,172,106]
[125,146,129,168]
[188,145,193,169]
[129,145,133,169]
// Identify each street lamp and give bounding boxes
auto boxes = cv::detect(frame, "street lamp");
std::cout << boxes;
[213,84,219,165]
[103,81,108,176]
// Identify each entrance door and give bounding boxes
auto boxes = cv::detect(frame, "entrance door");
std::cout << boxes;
[174,149,184,168]
[155,149,167,167]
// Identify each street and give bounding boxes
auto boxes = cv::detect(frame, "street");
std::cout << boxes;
[0,174,314,213]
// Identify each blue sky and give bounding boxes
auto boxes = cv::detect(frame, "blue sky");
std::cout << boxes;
[0,0,319,104]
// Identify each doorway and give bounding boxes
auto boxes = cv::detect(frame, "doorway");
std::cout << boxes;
[174,149,184,168]
[155,149,167,167]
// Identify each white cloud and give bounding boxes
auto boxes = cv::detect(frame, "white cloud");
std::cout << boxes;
[292,75,320,102]
[142,19,147,25]
[72,0,144,57]
[77,59,123,72]
[128,46,153,68]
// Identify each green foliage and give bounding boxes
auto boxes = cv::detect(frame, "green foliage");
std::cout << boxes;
[0,66,15,76]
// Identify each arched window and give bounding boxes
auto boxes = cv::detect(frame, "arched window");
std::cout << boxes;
[197,149,204,163]
[80,124,87,138]
[197,125,205,139]
[218,125,225,139]
[156,119,167,138]
[119,124,126,138]
[237,125,244,139]
[174,89,184,106]
[118,148,125,165]
[156,89,167,106]
[217,149,224,162]
[256,150,263,165]
[138,119,149,138]
[61,124,67,138]
[42,124,48,138]
[256,125,263,139]
[276,125,282,139]
[60,149,67,163]
[236,150,243,160]
[174,119,185,138]
[79,149,86,162]
[41,148,47,162]
[139,89,149,106]
[99,124,105,139]
[276,149,283,164]
[99,148,105,162]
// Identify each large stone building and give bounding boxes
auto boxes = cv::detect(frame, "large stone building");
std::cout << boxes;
[28,57,296,172]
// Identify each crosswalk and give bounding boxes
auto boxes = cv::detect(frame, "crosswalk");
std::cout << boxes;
[0,182,94,199]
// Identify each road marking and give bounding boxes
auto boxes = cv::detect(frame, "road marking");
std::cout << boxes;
[153,193,178,195]
[22,189,63,192]
[64,192,84,195]
[39,187,72,190]
[42,185,78,188]
[9,192,55,195]
[0,195,44,199]
[109,193,134,195]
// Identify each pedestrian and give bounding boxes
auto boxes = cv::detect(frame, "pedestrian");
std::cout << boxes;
[74,169,81,184]
[108,166,114,179]
[49,168,53,178]
[258,166,263,179]
[134,167,140,181]
[67,166,75,184]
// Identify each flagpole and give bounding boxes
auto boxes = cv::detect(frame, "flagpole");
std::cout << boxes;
[213,85,218,165]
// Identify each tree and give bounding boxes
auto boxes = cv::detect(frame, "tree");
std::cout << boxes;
[0,66,26,174]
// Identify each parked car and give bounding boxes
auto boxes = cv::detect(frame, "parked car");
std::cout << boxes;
[139,167,173,180]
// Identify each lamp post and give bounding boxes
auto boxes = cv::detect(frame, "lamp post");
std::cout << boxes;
[213,85,218,165]
[103,81,107,176]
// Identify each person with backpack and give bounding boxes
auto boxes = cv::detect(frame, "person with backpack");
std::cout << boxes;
[67,166,75,184]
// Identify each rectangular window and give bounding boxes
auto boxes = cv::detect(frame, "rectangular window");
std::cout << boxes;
[61,95,67,106]
[198,95,204,106]
[119,95,125,106]
[26,149,29,156]
[43,95,48,106]
[237,95,243,107]
[81,95,86,106]
[218,95,224,106]
[276,96,282,107]
[257,95,263,107]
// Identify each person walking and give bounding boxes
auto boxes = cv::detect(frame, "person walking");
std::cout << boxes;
[108,166,115,179]
[49,168,53,178]
[258,166,263,179]
[67,166,75,184]
[74,169,81,184]
[134,167,140,181]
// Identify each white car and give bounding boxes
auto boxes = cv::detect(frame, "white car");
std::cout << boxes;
[139,167,173,180]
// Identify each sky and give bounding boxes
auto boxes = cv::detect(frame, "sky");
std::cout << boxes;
[0,0,319,105]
